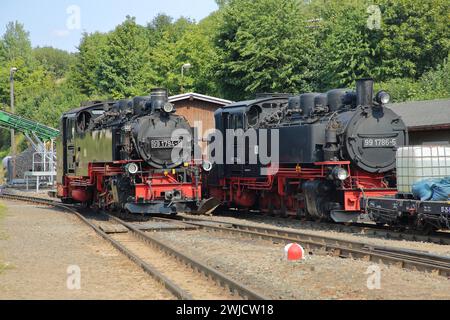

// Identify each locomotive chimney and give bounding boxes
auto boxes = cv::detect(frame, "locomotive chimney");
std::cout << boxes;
[356,78,374,107]
[150,88,168,111]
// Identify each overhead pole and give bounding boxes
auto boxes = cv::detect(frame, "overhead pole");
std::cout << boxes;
[10,67,17,182]
[181,63,192,93]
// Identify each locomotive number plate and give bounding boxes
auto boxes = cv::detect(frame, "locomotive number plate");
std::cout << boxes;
[151,139,181,149]
[363,138,397,148]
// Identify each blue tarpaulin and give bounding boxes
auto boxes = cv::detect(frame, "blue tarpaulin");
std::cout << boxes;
[412,178,450,201]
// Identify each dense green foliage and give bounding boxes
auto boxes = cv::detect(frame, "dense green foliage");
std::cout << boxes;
[215,0,317,100]
[33,46,75,79]
[312,0,449,89]
[0,22,86,154]
[0,0,449,154]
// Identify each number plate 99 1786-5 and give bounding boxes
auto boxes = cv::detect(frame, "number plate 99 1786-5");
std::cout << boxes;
[363,138,397,148]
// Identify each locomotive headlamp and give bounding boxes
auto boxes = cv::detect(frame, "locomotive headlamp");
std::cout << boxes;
[375,91,391,105]
[332,167,349,181]
[202,160,213,172]
[163,102,174,113]
[126,163,139,175]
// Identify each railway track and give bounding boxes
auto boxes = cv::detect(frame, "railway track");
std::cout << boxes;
[0,193,267,300]
[151,215,450,278]
[205,210,450,245]
[2,193,450,278]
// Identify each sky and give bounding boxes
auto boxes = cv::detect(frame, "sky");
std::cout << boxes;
[0,0,219,52]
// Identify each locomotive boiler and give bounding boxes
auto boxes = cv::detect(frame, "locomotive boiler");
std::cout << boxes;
[56,89,204,215]
[207,79,409,222]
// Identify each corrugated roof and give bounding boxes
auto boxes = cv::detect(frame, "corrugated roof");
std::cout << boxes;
[387,99,450,129]
[169,92,232,106]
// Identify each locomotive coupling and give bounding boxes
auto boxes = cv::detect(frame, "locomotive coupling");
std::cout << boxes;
[165,190,182,201]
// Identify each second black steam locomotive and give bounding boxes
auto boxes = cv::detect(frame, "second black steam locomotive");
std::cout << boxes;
[207,79,409,223]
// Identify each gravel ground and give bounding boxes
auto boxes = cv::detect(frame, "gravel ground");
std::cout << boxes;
[181,213,450,257]
[153,229,450,300]
[0,200,173,300]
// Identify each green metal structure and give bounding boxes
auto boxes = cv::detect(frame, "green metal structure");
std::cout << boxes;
[0,110,59,141]
[0,110,59,188]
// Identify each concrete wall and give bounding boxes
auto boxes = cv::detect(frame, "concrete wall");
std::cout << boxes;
[409,129,450,145]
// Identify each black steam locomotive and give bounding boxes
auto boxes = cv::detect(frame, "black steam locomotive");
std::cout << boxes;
[207,79,409,223]
[57,89,205,215]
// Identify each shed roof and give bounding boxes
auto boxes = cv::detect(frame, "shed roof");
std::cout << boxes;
[388,99,450,130]
[169,92,232,106]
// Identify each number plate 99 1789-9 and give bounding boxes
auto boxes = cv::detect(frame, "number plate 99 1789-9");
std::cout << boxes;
[151,139,181,149]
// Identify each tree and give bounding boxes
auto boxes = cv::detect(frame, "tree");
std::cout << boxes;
[96,17,155,98]
[1,21,33,65]
[70,31,109,97]
[379,54,450,102]
[310,0,450,89]
[311,0,382,89]
[18,80,87,128]
[149,17,218,95]
[33,46,75,79]
[147,15,193,46]
[215,0,231,8]
[147,13,174,46]
[0,21,37,109]
[0,21,85,156]
[377,0,449,79]
[215,0,317,100]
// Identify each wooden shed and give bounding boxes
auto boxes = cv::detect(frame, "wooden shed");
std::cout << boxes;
[169,93,232,153]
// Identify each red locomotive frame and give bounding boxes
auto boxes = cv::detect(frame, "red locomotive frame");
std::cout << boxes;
[209,161,396,215]
[57,160,202,210]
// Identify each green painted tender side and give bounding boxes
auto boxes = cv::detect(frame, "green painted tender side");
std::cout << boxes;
[74,129,114,177]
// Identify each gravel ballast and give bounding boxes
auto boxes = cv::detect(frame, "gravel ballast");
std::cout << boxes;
[153,229,450,300]
[180,213,450,257]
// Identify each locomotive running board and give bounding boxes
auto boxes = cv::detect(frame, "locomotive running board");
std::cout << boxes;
[193,198,221,215]
[331,210,372,223]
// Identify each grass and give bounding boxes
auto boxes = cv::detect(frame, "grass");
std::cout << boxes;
[0,202,7,273]
[0,202,6,222]
[0,201,5,215]
[0,200,18,275]
[0,261,7,274]
[0,161,5,185]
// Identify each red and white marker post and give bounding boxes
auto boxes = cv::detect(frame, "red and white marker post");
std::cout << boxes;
[284,243,305,261]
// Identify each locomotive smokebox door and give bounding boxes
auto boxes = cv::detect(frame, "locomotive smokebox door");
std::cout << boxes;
[343,105,408,173]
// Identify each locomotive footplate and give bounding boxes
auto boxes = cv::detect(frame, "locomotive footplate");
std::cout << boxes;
[362,196,450,229]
